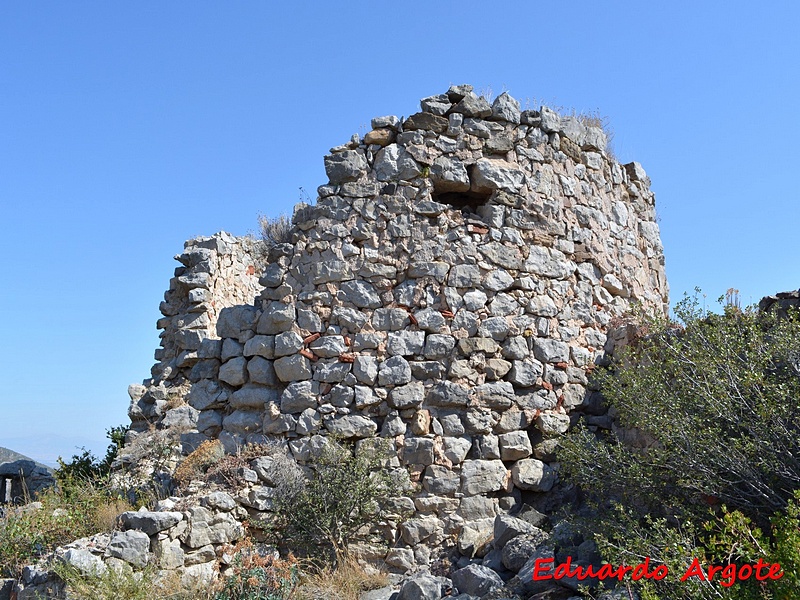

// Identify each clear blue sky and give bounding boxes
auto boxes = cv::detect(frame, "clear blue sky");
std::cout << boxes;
[2,2,798,466]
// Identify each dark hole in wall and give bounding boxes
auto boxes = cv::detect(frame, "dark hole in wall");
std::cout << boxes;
[431,164,492,215]
[432,190,492,214]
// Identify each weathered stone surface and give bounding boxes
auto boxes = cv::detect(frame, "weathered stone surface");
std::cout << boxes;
[314,361,351,382]
[353,355,378,385]
[257,302,296,335]
[451,563,503,596]
[162,405,199,429]
[480,242,524,270]
[427,381,469,407]
[511,458,557,492]
[422,464,460,495]
[450,92,492,118]
[389,382,424,409]
[400,515,440,545]
[508,359,543,387]
[385,547,416,573]
[423,334,456,359]
[324,150,368,183]
[340,280,382,309]
[325,415,377,438]
[429,156,470,192]
[461,459,508,496]
[230,384,279,409]
[443,436,472,464]
[404,437,434,465]
[216,306,258,340]
[274,354,312,382]
[494,514,540,549]
[364,128,394,146]
[524,247,574,279]
[387,331,425,356]
[458,496,496,522]
[202,491,237,512]
[222,409,262,434]
[243,335,275,359]
[533,338,570,363]
[247,356,277,385]
[218,356,247,386]
[371,115,400,130]
[499,431,533,460]
[374,145,421,181]
[448,264,481,287]
[309,335,347,358]
[61,548,106,576]
[281,381,317,413]
[378,356,412,386]
[403,112,449,133]
[490,91,521,124]
[458,337,499,355]
[274,331,303,357]
[372,308,409,330]
[396,573,441,600]
[120,510,183,536]
[502,535,545,572]
[471,158,525,193]
[105,530,150,568]
[536,412,570,436]
[539,106,561,132]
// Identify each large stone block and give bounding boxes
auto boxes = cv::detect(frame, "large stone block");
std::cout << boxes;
[460,459,508,496]
[511,458,557,492]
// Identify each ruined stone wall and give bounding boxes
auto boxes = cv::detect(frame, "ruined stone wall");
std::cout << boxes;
[126,84,668,569]
[128,231,263,432]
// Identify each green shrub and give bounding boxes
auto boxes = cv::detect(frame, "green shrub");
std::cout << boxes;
[559,293,800,599]
[56,425,129,485]
[0,477,132,578]
[562,294,800,520]
[272,438,406,565]
[0,478,132,577]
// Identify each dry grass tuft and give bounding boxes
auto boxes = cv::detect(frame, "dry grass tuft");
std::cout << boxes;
[296,556,389,600]
[173,439,225,486]
[258,213,293,248]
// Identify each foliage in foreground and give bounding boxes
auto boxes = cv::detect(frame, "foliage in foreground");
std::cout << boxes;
[272,437,406,565]
[213,539,298,600]
[1,426,132,579]
[54,538,386,600]
[295,555,389,600]
[56,425,129,485]
[560,294,800,599]
[0,478,132,578]
[53,561,158,600]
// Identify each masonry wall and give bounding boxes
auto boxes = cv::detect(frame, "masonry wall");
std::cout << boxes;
[126,84,668,569]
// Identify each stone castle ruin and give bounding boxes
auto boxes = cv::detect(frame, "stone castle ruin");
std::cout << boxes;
[123,84,668,568]
[6,84,669,598]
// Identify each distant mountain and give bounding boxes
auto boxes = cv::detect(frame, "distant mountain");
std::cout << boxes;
[0,446,54,474]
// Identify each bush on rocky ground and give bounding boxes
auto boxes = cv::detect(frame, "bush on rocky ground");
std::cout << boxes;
[272,437,407,566]
[560,294,800,599]
[0,478,133,579]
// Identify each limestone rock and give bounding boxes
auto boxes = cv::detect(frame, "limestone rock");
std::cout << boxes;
[105,530,150,568]
[511,458,557,492]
